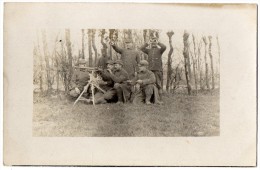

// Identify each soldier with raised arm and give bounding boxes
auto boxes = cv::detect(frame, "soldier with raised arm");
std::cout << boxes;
[110,39,140,79]
[140,38,166,101]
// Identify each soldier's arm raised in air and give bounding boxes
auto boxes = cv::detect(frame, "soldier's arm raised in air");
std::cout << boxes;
[111,44,123,54]
[140,43,149,54]
[142,72,156,85]
[158,42,166,54]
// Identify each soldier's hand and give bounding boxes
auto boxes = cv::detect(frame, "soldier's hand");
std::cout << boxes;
[75,87,80,94]
[136,80,143,84]
[135,83,140,91]
[107,69,113,74]
[109,41,115,46]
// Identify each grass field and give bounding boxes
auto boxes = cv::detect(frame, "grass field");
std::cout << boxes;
[33,90,219,137]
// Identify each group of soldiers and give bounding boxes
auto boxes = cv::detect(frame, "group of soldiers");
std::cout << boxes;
[69,38,166,105]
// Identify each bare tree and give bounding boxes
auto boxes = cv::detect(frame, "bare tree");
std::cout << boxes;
[197,39,203,90]
[191,34,198,93]
[216,35,220,87]
[166,31,174,92]
[202,36,210,89]
[36,31,43,93]
[91,29,98,66]
[65,29,73,92]
[183,31,192,95]
[88,29,93,67]
[42,30,53,93]
[81,29,85,59]
[208,36,215,89]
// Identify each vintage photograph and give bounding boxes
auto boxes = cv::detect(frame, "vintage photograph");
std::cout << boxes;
[33,28,220,137]
[4,2,256,166]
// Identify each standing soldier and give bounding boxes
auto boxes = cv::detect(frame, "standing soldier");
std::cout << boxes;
[140,39,166,100]
[110,39,140,79]
[107,60,131,104]
[69,58,90,98]
[97,47,110,70]
[129,60,161,105]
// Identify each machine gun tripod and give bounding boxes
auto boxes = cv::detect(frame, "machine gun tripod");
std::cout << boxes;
[73,68,106,107]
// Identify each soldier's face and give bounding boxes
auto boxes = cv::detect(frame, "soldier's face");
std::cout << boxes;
[114,64,122,70]
[151,42,158,48]
[107,64,114,70]
[139,65,146,72]
[125,43,133,49]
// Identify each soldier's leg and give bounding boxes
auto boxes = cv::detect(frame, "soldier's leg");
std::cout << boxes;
[114,83,123,103]
[144,84,154,104]
[94,91,107,104]
[153,71,163,100]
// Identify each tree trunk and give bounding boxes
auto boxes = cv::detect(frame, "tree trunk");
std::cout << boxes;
[81,29,85,59]
[142,29,148,60]
[100,29,108,58]
[91,29,98,66]
[203,36,210,89]
[216,36,220,88]
[191,34,198,93]
[41,30,52,94]
[37,31,43,93]
[166,31,174,92]
[88,29,93,67]
[197,41,203,90]
[183,31,192,95]
[65,29,73,92]
[208,36,215,89]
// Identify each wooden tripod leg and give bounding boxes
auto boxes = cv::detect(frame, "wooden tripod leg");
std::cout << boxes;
[91,84,95,107]
[93,84,106,93]
[73,83,90,106]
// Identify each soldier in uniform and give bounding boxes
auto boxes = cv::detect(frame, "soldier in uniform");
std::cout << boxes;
[110,40,140,79]
[94,60,117,104]
[129,60,161,105]
[69,59,90,98]
[97,47,110,70]
[107,60,130,104]
[140,39,166,101]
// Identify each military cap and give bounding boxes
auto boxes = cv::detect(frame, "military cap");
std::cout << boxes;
[114,60,124,66]
[138,60,149,67]
[124,39,133,43]
[106,60,114,65]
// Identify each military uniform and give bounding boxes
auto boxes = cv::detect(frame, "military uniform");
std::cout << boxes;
[111,44,140,79]
[130,60,161,104]
[140,42,166,97]
[110,60,131,103]
[69,69,90,98]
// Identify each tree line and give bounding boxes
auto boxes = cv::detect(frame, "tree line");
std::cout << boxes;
[33,29,220,96]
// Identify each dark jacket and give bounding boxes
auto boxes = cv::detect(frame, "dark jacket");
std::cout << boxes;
[140,42,166,71]
[70,69,90,90]
[131,69,156,86]
[110,68,129,83]
[111,45,140,79]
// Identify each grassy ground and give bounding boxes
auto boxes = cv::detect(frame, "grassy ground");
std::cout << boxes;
[33,90,219,137]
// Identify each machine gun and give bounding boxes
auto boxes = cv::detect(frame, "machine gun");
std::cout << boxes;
[73,66,106,107]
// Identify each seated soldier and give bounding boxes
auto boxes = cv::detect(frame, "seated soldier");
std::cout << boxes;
[93,60,117,104]
[69,58,90,98]
[108,60,131,104]
[129,60,161,105]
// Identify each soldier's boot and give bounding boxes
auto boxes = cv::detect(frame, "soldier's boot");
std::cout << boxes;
[144,85,154,105]
[116,88,123,104]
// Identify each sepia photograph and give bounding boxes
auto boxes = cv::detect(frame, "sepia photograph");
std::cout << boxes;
[33,28,220,137]
[3,2,256,166]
